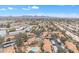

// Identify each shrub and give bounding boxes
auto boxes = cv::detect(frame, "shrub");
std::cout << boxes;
[9,28,16,32]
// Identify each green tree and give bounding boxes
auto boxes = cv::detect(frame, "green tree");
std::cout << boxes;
[0,36,4,44]
[15,32,29,46]
[15,38,23,47]
[19,33,28,42]
[6,23,10,28]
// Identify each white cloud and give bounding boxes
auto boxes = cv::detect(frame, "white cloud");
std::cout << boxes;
[22,6,39,11]
[0,8,6,11]
[22,6,31,11]
[0,7,15,11]
[8,7,13,10]
[31,6,39,10]
[22,8,30,11]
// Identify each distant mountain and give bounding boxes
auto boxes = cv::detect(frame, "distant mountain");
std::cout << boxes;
[0,15,79,21]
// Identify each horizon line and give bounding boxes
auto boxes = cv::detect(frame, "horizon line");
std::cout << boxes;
[0,14,79,18]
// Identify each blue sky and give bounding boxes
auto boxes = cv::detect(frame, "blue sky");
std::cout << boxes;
[0,5,79,17]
